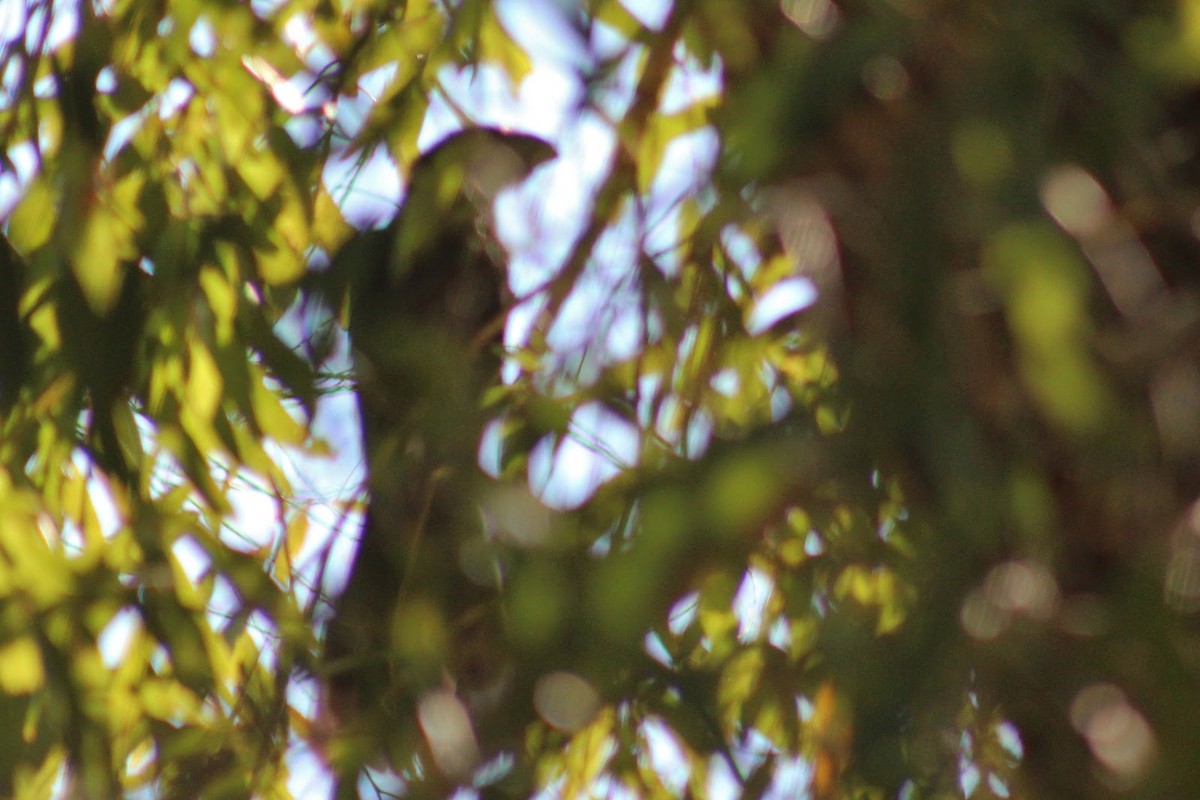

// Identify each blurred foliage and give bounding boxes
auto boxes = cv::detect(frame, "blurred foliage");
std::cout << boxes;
[3,0,1200,798]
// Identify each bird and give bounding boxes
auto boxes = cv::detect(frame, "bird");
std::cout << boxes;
[317,128,554,788]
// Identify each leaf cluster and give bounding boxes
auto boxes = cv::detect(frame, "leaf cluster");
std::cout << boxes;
[4,0,1200,798]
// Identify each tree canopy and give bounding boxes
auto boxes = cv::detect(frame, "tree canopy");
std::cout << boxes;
[2,0,1200,797]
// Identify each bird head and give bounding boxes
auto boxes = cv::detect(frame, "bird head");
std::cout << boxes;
[383,127,555,303]
[404,127,556,219]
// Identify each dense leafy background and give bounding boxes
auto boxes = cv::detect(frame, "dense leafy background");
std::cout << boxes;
[3,0,1200,797]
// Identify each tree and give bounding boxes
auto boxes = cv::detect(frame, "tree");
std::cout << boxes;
[1,0,1200,798]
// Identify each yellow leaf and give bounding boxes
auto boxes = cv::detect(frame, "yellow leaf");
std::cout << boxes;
[169,549,207,612]
[7,179,56,251]
[719,648,764,708]
[594,0,646,39]
[186,340,223,422]
[251,366,306,444]
[232,423,285,484]
[14,748,64,797]
[72,219,132,314]
[0,511,72,606]
[562,707,615,798]
[256,236,305,285]
[699,605,737,646]
[139,677,200,721]
[212,76,262,157]
[636,101,717,194]
[60,472,105,554]
[232,629,263,675]
[274,512,309,584]
[202,623,234,689]
[0,637,45,694]
[198,266,237,345]
[237,148,283,201]
[478,10,534,85]
[27,284,61,352]
[788,616,819,661]
[834,564,873,605]
[312,186,352,252]
[877,597,908,635]
[111,170,147,231]
[123,739,155,785]
[274,181,310,254]
[68,645,107,692]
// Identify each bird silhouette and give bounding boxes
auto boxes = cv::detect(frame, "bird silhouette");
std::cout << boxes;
[318,128,554,788]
